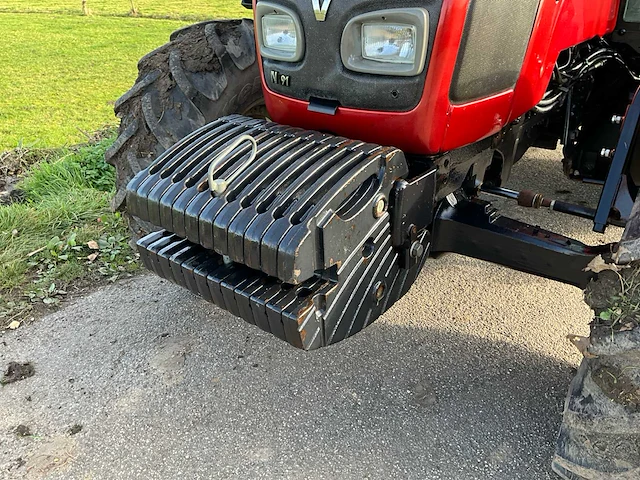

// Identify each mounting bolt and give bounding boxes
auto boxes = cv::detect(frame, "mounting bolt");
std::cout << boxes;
[600,148,615,159]
[611,115,624,125]
[410,241,424,259]
[373,281,386,303]
[373,195,387,218]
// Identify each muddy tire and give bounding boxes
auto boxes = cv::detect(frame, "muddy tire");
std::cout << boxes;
[106,19,264,240]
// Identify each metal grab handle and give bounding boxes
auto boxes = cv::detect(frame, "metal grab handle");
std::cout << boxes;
[208,134,258,196]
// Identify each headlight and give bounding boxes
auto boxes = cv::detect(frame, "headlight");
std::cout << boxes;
[362,25,417,65]
[256,2,304,62]
[341,8,429,76]
[262,15,297,52]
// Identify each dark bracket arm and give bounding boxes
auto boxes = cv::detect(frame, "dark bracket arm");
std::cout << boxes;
[431,198,615,288]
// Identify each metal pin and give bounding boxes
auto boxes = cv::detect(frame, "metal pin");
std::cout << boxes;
[208,135,258,196]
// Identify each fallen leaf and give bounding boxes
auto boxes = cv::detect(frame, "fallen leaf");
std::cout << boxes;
[612,245,632,264]
[599,310,612,321]
[8,320,20,330]
[567,334,598,358]
[583,255,623,273]
[87,241,99,250]
[87,253,98,263]
[619,322,636,332]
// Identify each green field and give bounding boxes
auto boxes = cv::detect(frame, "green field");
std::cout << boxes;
[0,3,248,322]
[0,0,248,20]
[0,1,247,150]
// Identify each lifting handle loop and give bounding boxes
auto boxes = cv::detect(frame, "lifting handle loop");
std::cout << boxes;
[208,134,258,196]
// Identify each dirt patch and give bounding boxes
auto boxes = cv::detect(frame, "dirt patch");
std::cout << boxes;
[14,425,32,437]
[0,148,40,205]
[136,24,221,103]
[1,128,114,205]
[149,335,193,386]
[178,28,219,73]
[67,424,82,436]
[24,436,77,478]
[583,267,640,411]
[0,189,26,205]
[585,270,621,312]
[1,362,35,385]
[585,268,640,331]
[592,365,640,412]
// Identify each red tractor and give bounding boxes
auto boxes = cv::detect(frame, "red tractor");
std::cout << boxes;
[108,1,640,478]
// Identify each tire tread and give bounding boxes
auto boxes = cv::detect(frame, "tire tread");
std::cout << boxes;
[106,19,263,239]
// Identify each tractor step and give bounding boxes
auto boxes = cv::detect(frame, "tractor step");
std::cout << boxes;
[137,228,428,350]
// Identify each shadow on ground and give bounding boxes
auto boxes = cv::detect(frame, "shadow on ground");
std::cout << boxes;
[2,275,571,480]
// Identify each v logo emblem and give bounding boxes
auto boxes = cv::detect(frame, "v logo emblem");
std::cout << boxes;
[312,0,332,21]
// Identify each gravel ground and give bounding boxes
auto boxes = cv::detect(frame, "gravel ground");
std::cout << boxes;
[0,148,623,480]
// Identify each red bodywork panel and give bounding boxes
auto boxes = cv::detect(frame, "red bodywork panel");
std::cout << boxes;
[256,0,620,155]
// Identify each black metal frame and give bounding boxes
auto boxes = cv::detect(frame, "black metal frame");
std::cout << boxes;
[594,88,640,232]
[430,197,613,288]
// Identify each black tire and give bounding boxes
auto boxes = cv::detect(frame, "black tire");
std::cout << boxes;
[106,19,265,239]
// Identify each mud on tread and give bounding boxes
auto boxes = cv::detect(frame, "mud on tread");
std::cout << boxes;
[106,19,264,234]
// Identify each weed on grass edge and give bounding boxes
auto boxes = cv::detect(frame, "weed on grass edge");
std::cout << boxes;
[0,135,140,326]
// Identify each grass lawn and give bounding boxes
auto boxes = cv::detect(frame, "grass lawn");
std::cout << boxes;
[0,13,188,150]
[0,138,138,325]
[0,1,248,20]
[0,3,247,324]
[0,2,247,151]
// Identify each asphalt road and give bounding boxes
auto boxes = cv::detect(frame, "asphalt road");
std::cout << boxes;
[0,148,623,479]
